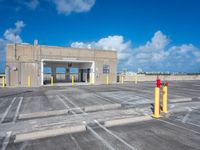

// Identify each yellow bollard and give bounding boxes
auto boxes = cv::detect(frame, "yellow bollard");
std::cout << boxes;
[135,76,138,84]
[2,77,5,88]
[152,87,160,118]
[106,75,109,85]
[28,76,31,87]
[121,76,124,84]
[162,86,168,113]
[90,75,93,85]
[51,76,53,86]
[72,75,74,86]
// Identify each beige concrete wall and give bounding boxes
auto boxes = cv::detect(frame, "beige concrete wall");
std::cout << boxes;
[123,74,200,82]
[6,44,117,87]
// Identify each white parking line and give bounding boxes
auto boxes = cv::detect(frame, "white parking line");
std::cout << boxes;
[192,84,200,87]
[61,95,81,109]
[158,119,200,135]
[94,120,136,150]
[175,87,200,92]
[69,135,82,150]
[58,95,115,149]
[19,141,28,150]
[105,93,131,102]
[61,94,136,149]
[1,131,12,150]
[56,95,71,109]
[186,122,200,128]
[1,97,16,123]
[119,86,152,93]
[94,94,115,104]
[85,123,115,150]
[182,113,190,123]
[13,97,23,122]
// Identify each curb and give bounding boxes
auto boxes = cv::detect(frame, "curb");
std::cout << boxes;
[14,125,86,143]
[104,115,152,127]
[19,110,69,120]
[84,104,121,112]
[169,98,192,103]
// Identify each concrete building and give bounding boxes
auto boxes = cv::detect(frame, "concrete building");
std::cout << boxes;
[6,42,117,87]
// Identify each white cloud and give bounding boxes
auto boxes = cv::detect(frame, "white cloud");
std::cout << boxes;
[52,0,95,15]
[71,35,131,60]
[11,0,39,11]
[70,31,200,72]
[0,20,25,62]
[3,20,25,43]
[24,0,39,10]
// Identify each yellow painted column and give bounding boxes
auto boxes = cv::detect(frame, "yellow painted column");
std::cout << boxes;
[72,75,74,86]
[2,77,5,88]
[28,76,31,87]
[106,75,109,85]
[162,86,168,113]
[51,76,54,86]
[152,87,160,118]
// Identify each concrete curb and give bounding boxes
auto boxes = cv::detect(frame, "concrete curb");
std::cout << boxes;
[18,110,69,120]
[84,104,121,112]
[14,125,86,143]
[169,98,192,103]
[104,115,152,127]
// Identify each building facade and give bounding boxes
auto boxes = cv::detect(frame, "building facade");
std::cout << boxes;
[6,43,117,87]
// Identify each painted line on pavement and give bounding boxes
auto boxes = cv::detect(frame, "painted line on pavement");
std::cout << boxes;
[1,131,12,150]
[192,84,200,87]
[1,97,16,123]
[158,119,200,135]
[93,94,115,104]
[94,120,137,150]
[62,94,137,150]
[186,122,200,128]
[13,97,23,122]
[56,95,71,109]
[69,135,82,150]
[59,95,115,150]
[83,122,115,150]
[19,141,28,150]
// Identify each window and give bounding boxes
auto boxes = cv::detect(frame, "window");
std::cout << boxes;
[103,64,110,74]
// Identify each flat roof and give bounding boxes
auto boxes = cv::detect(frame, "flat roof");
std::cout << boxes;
[7,43,117,53]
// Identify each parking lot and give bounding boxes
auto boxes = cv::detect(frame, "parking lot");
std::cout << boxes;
[0,81,200,150]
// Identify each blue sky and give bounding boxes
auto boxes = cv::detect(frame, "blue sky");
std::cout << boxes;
[1,0,200,73]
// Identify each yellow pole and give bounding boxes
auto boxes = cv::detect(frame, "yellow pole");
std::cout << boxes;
[162,86,168,113]
[90,75,92,85]
[106,75,109,85]
[28,76,31,87]
[51,76,53,86]
[72,75,74,86]
[135,76,138,84]
[121,76,124,84]
[2,77,5,88]
[152,87,160,118]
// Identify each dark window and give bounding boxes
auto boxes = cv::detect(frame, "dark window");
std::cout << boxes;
[103,64,110,74]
